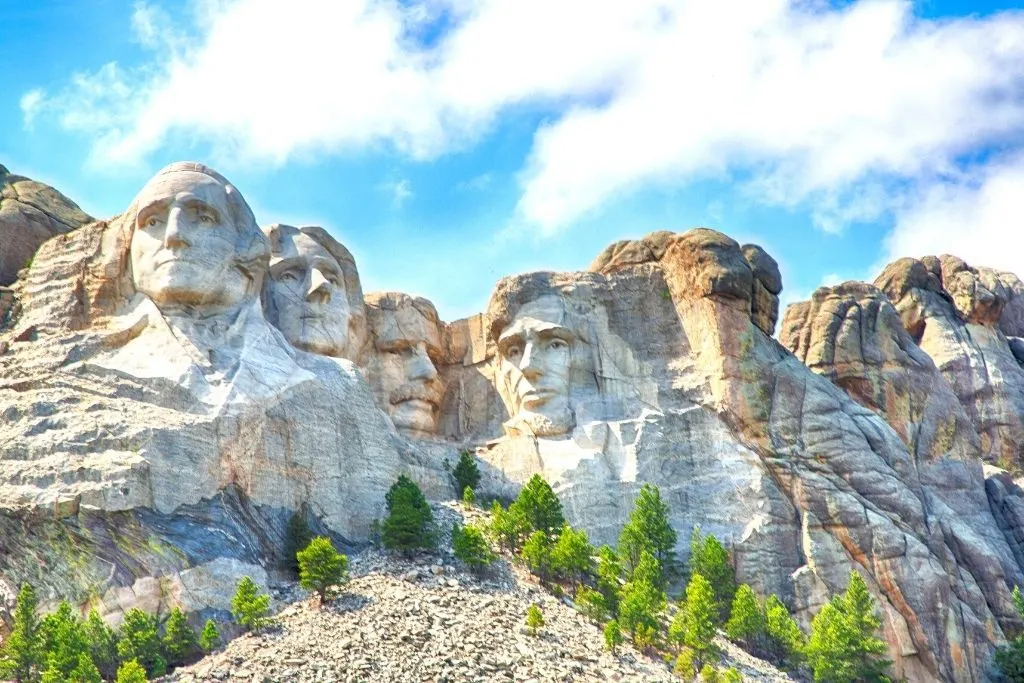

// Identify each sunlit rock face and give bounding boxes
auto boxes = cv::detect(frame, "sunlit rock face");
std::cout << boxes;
[263,223,366,360]
[364,292,445,439]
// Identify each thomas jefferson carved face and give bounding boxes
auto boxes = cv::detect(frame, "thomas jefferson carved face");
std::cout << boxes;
[366,294,444,438]
[130,166,261,313]
[264,225,363,358]
[497,295,574,436]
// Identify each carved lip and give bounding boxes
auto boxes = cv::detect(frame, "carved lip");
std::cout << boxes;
[395,398,437,411]
[520,388,557,406]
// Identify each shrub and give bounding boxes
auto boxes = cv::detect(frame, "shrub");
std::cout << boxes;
[722,667,744,683]
[115,659,148,683]
[681,573,720,669]
[700,664,720,683]
[725,585,765,649]
[674,647,697,679]
[526,604,544,636]
[162,607,199,667]
[282,507,313,575]
[452,450,481,496]
[550,525,594,586]
[116,608,165,678]
[0,583,43,683]
[514,474,565,535]
[298,536,349,602]
[462,486,476,508]
[231,576,271,632]
[689,527,736,622]
[521,529,554,581]
[381,475,437,554]
[603,619,623,653]
[806,571,891,683]
[198,620,220,653]
[452,522,495,574]
[618,484,677,583]
[575,586,609,623]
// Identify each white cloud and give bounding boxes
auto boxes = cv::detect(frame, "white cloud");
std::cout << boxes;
[19,89,44,129]
[379,178,413,207]
[25,0,1024,235]
[883,154,1024,275]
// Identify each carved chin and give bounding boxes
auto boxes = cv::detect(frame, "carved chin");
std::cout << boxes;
[390,399,438,435]
[510,408,574,437]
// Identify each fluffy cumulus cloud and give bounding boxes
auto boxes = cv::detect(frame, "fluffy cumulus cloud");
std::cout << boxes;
[26,0,1024,235]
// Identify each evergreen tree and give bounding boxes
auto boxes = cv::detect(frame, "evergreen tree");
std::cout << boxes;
[521,529,554,581]
[381,475,437,555]
[231,576,271,632]
[806,572,891,683]
[84,608,119,679]
[452,523,495,574]
[513,475,565,535]
[162,607,199,667]
[618,484,677,583]
[282,507,313,575]
[550,525,594,586]
[115,659,148,683]
[700,664,720,683]
[722,668,744,683]
[525,604,544,636]
[489,500,531,551]
[462,486,476,508]
[67,653,102,683]
[198,620,220,653]
[725,585,765,650]
[689,527,736,622]
[595,545,622,616]
[603,619,623,654]
[996,585,1024,680]
[575,586,608,623]
[674,648,697,679]
[452,450,481,497]
[39,654,63,683]
[617,551,667,646]
[38,600,89,681]
[682,573,720,669]
[668,604,687,653]
[0,583,43,683]
[297,536,349,602]
[764,595,805,669]
[116,609,165,678]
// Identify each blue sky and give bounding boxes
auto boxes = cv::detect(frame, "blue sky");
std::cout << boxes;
[2,0,1023,321]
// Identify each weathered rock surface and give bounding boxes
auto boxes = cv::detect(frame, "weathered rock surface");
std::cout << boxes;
[0,164,93,286]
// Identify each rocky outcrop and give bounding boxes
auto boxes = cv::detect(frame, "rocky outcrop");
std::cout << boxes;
[0,164,93,286]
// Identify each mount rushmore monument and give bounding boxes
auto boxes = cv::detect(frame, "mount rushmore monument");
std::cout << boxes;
[3,162,1024,680]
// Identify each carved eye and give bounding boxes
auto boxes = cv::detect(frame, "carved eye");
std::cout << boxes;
[548,338,568,351]
[145,215,161,228]
[279,270,301,282]
[505,345,522,360]
[198,213,216,224]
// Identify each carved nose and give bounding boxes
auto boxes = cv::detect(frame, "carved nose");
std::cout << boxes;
[164,207,189,249]
[408,343,439,382]
[306,268,331,304]
[519,342,542,379]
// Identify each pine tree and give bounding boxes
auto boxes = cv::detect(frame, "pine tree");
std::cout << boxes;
[725,585,765,650]
[689,527,736,622]
[550,525,594,586]
[84,608,119,680]
[452,450,481,497]
[575,586,608,623]
[722,668,744,683]
[618,484,677,583]
[525,604,544,636]
[198,620,220,653]
[38,600,89,681]
[595,545,622,616]
[452,522,495,574]
[0,583,43,683]
[162,607,199,667]
[617,551,667,646]
[282,507,313,575]
[764,595,805,668]
[700,664,721,683]
[381,475,437,555]
[513,475,565,535]
[674,648,697,679]
[231,576,271,632]
[297,536,349,602]
[462,486,476,508]
[67,653,102,683]
[489,500,531,551]
[996,585,1024,680]
[116,608,165,678]
[682,573,720,669]
[668,604,687,653]
[521,529,554,581]
[806,571,891,683]
[114,659,148,683]
[603,619,623,653]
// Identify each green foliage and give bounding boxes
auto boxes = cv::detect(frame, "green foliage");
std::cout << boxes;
[39,601,89,681]
[617,551,667,646]
[603,619,623,653]
[996,585,1024,681]
[462,486,476,508]
[198,620,220,653]
[764,595,805,668]
[674,648,697,679]
[513,474,565,536]
[618,484,677,584]
[452,450,481,497]
[67,653,103,683]
[521,529,554,581]
[115,659,148,683]
[668,605,687,653]
[489,500,531,551]
[84,609,119,680]
[689,527,736,623]
[231,576,271,632]
[526,604,544,636]
[0,583,43,683]
[575,586,609,623]
[452,522,496,574]
[596,545,623,616]
[298,536,349,602]
[722,667,743,683]
[806,572,891,683]
[161,607,198,667]
[116,609,165,678]
[381,475,437,554]
[700,664,720,683]
[550,525,594,586]
[681,573,720,669]
[282,507,314,575]
[725,585,765,647]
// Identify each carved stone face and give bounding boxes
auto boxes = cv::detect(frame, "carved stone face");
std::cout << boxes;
[266,230,352,357]
[367,295,444,438]
[130,170,252,311]
[497,295,574,436]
